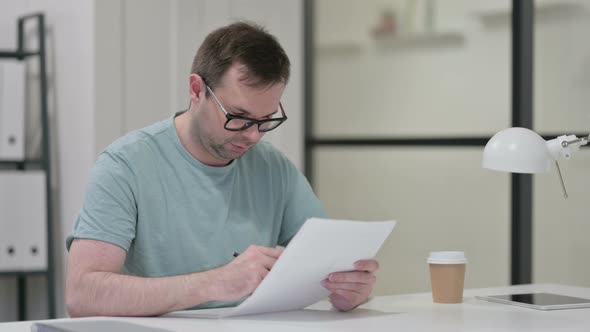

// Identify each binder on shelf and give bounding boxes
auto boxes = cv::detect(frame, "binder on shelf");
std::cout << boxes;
[0,60,26,161]
[0,177,22,271]
[1,12,56,319]
[0,171,47,272]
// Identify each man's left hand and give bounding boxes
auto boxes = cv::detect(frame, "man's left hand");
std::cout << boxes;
[321,259,379,311]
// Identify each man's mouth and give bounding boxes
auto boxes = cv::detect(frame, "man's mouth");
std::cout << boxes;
[230,143,249,152]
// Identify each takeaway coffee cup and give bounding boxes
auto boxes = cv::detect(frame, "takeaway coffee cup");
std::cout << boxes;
[427,251,467,303]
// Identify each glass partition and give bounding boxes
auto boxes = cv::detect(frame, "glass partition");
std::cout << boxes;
[533,0,590,286]
[314,0,511,138]
[314,147,510,294]
[311,0,513,295]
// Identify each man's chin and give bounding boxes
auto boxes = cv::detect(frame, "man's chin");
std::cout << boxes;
[218,149,247,161]
[212,143,252,162]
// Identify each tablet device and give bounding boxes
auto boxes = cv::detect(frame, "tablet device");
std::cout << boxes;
[476,292,590,310]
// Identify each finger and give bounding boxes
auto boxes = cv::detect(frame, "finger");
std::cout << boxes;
[245,267,270,296]
[330,289,364,307]
[328,271,376,284]
[256,254,279,270]
[242,245,281,267]
[329,293,356,312]
[321,280,366,294]
[354,259,379,273]
[251,267,270,288]
[255,245,284,258]
[238,249,278,270]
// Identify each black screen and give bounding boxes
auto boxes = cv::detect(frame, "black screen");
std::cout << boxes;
[490,293,590,306]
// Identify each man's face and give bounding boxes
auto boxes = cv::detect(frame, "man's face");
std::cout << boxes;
[191,64,285,165]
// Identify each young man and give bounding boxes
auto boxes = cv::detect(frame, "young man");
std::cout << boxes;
[65,22,379,317]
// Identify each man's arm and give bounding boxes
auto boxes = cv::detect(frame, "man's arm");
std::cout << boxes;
[66,239,283,317]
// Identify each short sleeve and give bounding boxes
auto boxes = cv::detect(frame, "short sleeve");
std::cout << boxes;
[66,152,138,252]
[278,163,328,246]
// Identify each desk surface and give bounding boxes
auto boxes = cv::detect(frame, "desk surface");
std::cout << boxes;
[2,284,590,331]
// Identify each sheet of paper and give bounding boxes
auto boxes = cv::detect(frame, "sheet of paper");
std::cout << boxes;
[167,217,396,318]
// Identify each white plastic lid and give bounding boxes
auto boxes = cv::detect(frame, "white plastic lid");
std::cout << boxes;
[427,251,467,264]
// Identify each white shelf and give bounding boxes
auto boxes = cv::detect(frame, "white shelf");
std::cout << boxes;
[374,31,465,49]
[315,42,362,54]
[475,1,587,26]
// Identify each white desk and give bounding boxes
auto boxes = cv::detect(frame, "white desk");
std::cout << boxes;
[2,284,589,331]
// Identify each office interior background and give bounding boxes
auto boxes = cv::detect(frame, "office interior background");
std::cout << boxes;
[0,0,589,322]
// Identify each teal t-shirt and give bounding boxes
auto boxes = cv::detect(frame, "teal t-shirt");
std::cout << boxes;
[66,113,326,308]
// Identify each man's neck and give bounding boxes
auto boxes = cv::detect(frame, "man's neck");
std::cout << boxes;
[173,111,230,167]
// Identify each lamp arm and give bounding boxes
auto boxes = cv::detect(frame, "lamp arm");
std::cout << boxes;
[546,133,588,200]
[562,134,590,148]
[546,134,589,161]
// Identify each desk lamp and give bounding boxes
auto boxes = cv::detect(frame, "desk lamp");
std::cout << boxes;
[482,127,589,198]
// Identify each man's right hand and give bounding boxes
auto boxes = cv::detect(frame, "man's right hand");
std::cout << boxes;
[207,245,284,302]
[67,240,284,317]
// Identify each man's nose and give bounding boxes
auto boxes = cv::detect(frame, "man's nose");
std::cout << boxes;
[242,124,263,142]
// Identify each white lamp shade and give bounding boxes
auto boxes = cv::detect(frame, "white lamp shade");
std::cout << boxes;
[482,127,554,174]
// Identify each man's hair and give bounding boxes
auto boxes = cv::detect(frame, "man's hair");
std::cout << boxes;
[191,21,290,92]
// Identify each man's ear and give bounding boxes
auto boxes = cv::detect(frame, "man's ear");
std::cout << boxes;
[189,74,206,104]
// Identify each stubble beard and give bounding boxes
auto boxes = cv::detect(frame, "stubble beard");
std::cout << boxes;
[208,139,244,161]
[194,124,245,162]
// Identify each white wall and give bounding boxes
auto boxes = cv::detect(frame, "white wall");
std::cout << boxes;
[0,0,95,321]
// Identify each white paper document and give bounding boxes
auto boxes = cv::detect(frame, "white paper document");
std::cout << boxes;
[167,218,396,318]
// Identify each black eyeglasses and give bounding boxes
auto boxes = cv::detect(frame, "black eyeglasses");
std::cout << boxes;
[206,85,287,132]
